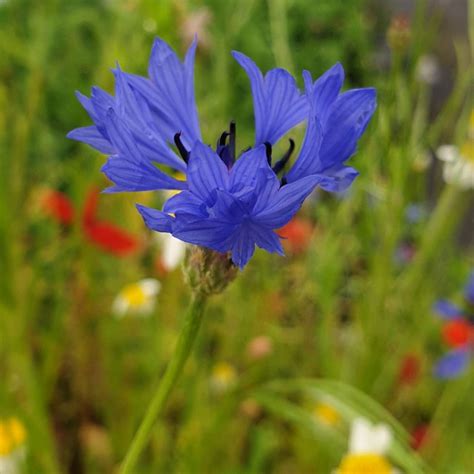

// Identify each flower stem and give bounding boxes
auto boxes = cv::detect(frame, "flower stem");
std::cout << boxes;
[399,184,465,298]
[119,292,207,474]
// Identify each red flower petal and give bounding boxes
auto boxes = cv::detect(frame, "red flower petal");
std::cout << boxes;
[277,217,314,255]
[398,353,421,386]
[41,190,75,225]
[82,188,100,226]
[411,424,430,450]
[84,221,140,256]
[442,320,471,348]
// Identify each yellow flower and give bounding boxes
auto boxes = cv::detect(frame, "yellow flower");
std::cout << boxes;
[337,453,393,474]
[210,362,237,394]
[312,402,341,427]
[112,278,161,317]
[0,418,26,474]
[0,418,26,456]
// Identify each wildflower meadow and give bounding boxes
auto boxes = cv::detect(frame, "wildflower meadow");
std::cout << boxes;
[0,0,473,473]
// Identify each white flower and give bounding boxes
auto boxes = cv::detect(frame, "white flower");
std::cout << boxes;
[335,418,399,474]
[436,111,474,189]
[155,233,187,272]
[437,144,474,189]
[415,54,440,85]
[112,279,161,318]
[0,449,25,474]
[349,417,392,455]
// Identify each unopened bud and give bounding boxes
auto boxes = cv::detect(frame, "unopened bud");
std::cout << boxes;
[387,15,411,53]
[183,246,238,296]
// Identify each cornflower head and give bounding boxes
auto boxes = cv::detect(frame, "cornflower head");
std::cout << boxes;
[68,37,376,269]
[432,271,474,378]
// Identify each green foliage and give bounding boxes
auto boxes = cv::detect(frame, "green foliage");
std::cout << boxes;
[0,0,473,473]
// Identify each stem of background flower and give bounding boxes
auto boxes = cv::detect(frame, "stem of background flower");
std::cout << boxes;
[399,185,465,298]
[267,0,294,74]
[119,292,207,474]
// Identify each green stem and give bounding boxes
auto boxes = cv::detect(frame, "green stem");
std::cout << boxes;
[119,292,207,474]
[267,0,294,74]
[399,185,465,297]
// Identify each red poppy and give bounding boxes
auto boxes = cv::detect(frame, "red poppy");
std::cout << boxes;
[41,190,75,225]
[410,424,430,450]
[278,217,314,255]
[442,319,472,348]
[41,188,140,257]
[398,353,421,386]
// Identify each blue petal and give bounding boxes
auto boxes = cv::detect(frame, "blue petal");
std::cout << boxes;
[102,110,186,192]
[309,63,344,124]
[317,166,359,192]
[146,37,201,148]
[187,142,229,202]
[113,67,185,171]
[72,88,114,142]
[434,350,470,379]
[286,67,376,185]
[102,157,186,193]
[172,215,237,253]
[249,223,284,255]
[231,225,256,270]
[433,300,464,320]
[229,146,278,191]
[163,191,208,217]
[136,204,173,232]
[89,87,115,135]
[229,146,281,211]
[75,91,98,124]
[253,175,321,227]
[67,126,114,154]
[232,51,307,145]
[104,108,142,161]
[321,88,376,169]
[211,189,248,222]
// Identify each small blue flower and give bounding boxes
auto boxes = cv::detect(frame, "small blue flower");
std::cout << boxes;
[432,271,474,379]
[68,37,376,268]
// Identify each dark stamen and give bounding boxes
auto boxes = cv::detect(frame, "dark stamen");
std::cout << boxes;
[174,132,189,163]
[264,142,272,165]
[229,121,236,162]
[272,138,295,174]
[218,131,229,147]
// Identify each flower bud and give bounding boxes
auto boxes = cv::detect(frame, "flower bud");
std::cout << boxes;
[183,246,238,296]
[386,15,411,54]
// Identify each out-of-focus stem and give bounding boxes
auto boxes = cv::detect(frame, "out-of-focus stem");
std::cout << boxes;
[267,0,294,74]
[400,185,465,297]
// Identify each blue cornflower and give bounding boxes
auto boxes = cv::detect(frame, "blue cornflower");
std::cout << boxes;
[432,272,474,379]
[68,37,376,269]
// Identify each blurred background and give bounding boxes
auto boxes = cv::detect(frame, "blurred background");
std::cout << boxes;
[0,0,472,473]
